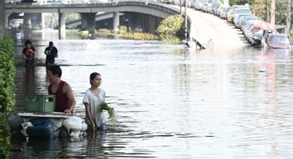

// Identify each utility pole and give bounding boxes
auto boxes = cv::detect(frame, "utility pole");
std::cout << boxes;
[286,0,291,36]
[180,0,182,14]
[184,0,188,43]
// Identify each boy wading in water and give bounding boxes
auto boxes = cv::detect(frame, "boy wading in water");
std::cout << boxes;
[44,41,58,68]
[22,40,36,75]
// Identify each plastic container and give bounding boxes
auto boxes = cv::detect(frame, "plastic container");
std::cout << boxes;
[24,95,55,112]
[26,118,54,139]
[100,122,107,130]
[99,110,109,130]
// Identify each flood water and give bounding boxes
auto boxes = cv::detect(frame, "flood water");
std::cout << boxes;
[8,30,293,158]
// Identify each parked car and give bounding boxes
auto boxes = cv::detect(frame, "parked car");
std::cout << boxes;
[242,19,260,39]
[195,0,205,11]
[219,6,231,19]
[226,9,234,23]
[265,34,291,49]
[234,14,253,29]
[238,15,258,31]
[190,0,198,8]
[211,2,221,15]
[205,2,214,13]
[247,29,263,46]
[227,5,249,24]
[232,7,251,25]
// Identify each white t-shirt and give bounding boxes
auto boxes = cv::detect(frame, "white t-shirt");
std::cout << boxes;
[83,88,106,127]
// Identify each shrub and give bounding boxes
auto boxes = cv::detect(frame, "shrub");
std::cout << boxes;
[0,37,16,116]
[157,14,184,43]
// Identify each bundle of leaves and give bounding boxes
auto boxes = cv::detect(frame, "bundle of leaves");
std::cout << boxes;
[99,102,115,119]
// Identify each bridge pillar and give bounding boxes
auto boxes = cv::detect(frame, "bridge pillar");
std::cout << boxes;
[0,0,4,39]
[59,13,66,39]
[81,13,96,39]
[144,15,160,33]
[113,12,120,33]
[41,13,46,30]
[87,13,96,39]
[23,14,31,29]
[126,13,162,34]
[81,13,87,30]
[23,13,42,29]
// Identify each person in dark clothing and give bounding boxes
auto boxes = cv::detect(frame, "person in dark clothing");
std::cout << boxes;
[44,41,58,67]
[22,40,36,74]
[47,65,76,113]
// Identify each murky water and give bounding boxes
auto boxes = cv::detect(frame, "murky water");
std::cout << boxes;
[8,30,293,158]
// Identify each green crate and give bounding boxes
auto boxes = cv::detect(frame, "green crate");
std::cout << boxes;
[24,95,56,112]
[39,95,56,112]
[24,95,39,112]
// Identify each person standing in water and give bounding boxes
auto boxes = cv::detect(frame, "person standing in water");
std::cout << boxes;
[47,65,76,113]
[83,72,106,131]
[22,40,36,74]
[44,41,58,67]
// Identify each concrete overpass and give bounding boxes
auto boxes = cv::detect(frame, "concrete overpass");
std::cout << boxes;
[5,1,180,18]
[3,1,191,39]
[65,12,124,28]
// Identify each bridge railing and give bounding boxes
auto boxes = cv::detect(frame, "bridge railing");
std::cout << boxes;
[5,0,160,5]
[5,0,183,21]
[5,0,181,14]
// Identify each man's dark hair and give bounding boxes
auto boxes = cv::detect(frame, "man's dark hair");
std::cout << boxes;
[48,65,62,78]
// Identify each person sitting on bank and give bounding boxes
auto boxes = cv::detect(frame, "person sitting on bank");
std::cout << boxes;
[47,65,76,113]
[44,41,58,66]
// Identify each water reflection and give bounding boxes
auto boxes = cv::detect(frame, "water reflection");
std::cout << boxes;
[9,31,293,158]
[25,139,58,158]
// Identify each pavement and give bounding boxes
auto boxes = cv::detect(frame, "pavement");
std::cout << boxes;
[174,7,248,50]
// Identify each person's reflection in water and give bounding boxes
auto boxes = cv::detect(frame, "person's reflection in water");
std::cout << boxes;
[86,130,107,157]
[58,137,85,158]
[88,129,107,141]
[24,67,35,94]
[89,130,96,141]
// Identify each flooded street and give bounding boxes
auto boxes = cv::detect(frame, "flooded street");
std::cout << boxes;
[9,30,293,158]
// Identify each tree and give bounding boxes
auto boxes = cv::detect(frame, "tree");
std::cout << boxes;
[286,0,291,35]
[250,0,266,19]
[157,14,184,42]
[266,0,270,22]
[270,0,276,25]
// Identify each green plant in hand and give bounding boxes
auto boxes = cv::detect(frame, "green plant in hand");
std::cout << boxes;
[99,101,115,120]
